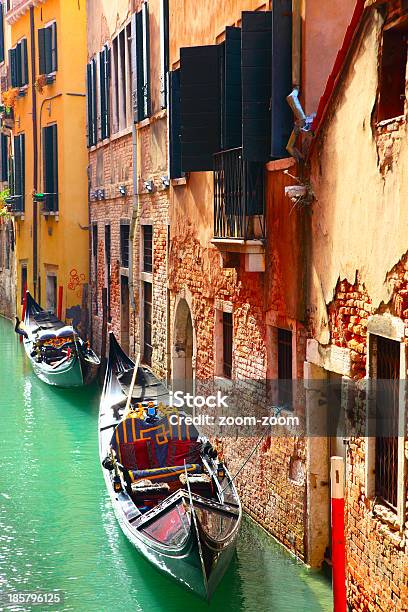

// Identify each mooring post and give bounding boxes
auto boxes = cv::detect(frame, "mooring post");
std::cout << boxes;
[57,285,63,321]
[331,455,346,612]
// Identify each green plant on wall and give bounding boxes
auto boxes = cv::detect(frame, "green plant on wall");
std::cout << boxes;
[0,188,11,219]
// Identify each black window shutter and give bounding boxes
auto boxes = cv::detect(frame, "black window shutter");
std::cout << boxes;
[141,3,151,119]
[50,22,57,72]
[271,0,292,159]
[180,45,221,172]
[20,39,28,86]
[105,47,111,137]
[241,11,272,162]
[1,133,8,182]
[131,13,139,123]
[38,28,46,75]
[0,4,5,64]
[133,10,145,122]
[222,26,242,150]
[169,69,182,179]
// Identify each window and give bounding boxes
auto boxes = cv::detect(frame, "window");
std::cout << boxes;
[112,24,132,133]
[46,274,57,314]
[120,223,130,268]
[160,0,169,109]
[38,22,57,75]
[0,3,5,64]
[143,224,152,273]
[143,281,152,365]
[374,335,399,511]
[92,224,98,314]
[105,224,111,321]
[132,4,151,122]
[222,312,233,378]
[277,328,293,409]
[99,45,111,140]
[21,265,27,305]
[13,133,25,212]
[86,58,97,147]
[9,39,28,87]
[378,24,408,122]
[42,124,58,212]
[1,133,9,182]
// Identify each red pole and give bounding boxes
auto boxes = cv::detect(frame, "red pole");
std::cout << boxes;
[20,287,27,344]
[331,456,347,612]
[57,285,63,321]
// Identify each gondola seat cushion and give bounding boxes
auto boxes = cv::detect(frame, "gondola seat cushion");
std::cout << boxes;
[57,326,76,338]
[167,440,201,466]
[129,463,202,483]
[37,331,57,341]
[119,439,158,470]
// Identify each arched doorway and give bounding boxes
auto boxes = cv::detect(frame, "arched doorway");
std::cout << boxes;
[172,298,194,395]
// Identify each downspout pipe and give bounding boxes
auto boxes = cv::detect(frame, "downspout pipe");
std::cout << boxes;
[129,122,138,312]
[30,6,38,300]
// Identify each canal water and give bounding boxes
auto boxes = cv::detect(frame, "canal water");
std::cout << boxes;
[0,316,332,612]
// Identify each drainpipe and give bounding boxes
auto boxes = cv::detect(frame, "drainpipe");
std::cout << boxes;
[129,121,139,344]
[30,6,38,300]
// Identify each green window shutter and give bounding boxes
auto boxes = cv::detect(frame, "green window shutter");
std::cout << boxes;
[13,134,25,212]
[131,13,140,123]
[141,2,151,119]
[15,42,22,87]
[105,46,111,137]
[0,133,8,182]
[43,125,58,211]
[222,26,242,150]
[20,39,28,86]
[86,63,93,147]
[44,26,52,74]
[91,58,97,145]
[9,48,17,88]
[50,22,57,72]
[100,47,110,140]
[0,4,5,64]
[21,134,25,211]
[38,28,46,75]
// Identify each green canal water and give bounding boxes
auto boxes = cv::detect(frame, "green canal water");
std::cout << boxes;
[0,316,333,612]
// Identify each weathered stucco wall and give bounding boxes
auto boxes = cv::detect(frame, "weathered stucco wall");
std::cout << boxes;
[303,0,357,114]
[309,9,408,344]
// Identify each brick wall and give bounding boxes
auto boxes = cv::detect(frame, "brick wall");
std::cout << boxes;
[326,268,408,611]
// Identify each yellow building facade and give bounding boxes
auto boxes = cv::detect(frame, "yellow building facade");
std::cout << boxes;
[4,0,88,330]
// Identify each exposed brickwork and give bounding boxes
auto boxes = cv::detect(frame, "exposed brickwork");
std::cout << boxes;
[169,211,307,558]
[89,132,134,354]
[328,275,372,379]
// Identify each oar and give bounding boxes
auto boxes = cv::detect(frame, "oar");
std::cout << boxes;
[125,353,140,414]
[184,461,209,600]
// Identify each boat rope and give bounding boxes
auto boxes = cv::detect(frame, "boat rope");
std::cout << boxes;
[221,425,272,494]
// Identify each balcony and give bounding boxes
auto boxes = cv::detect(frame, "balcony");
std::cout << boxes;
[6,1,45,24]
[213,147,265,272]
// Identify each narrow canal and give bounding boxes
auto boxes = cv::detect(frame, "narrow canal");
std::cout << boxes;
[0,316,332,612]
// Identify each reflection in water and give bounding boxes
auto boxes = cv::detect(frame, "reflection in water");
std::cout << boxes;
[0,317,332,611]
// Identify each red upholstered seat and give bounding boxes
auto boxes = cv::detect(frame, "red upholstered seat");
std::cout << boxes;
[167,439,201,466]
[119,439,158,470]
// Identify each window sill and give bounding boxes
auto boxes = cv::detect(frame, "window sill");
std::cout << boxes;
[171,177,187,186]
[141,271,153,283]
[376,115,405,133]
[41,211,59,220]
[214,376,234,389]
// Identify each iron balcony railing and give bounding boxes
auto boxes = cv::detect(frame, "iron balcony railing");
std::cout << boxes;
[214,147,265,240]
